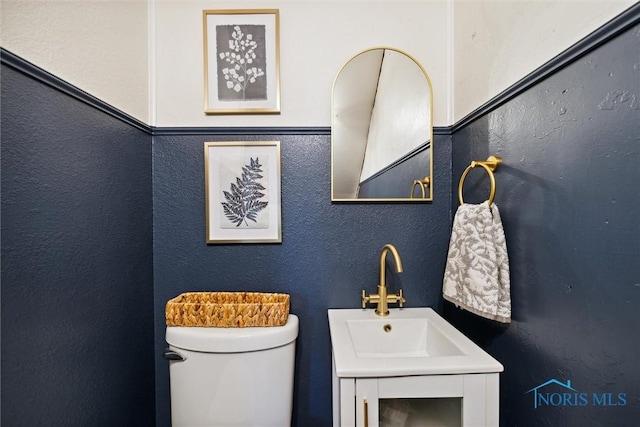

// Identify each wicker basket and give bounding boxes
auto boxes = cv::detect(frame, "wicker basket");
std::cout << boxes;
[165,292,290,327]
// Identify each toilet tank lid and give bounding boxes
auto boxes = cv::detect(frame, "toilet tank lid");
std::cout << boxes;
[166,314,298,353]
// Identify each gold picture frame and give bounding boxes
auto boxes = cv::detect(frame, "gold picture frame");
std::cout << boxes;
[203,9,281,115]
[204,141,282,244]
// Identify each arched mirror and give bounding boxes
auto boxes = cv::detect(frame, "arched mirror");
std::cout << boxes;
[331,47,433,201]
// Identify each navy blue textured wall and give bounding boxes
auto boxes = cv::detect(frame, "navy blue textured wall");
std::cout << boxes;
[1,63,155,425]
[449,21,640,426]
[152,133,452,426]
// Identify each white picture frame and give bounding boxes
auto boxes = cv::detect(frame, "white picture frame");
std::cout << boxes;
[204,141,282,243]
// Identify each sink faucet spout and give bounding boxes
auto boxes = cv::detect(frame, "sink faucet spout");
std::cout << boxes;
[379,244,404,288]
[362,244,406,316]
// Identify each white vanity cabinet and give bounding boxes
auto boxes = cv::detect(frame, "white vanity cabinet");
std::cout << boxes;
[328,308,503,427]
[332,362,500,427]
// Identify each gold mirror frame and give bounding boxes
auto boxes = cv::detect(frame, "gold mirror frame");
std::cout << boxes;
[331,47,433,202]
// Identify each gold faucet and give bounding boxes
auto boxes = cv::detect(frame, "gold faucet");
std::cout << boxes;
[361,244,406,316]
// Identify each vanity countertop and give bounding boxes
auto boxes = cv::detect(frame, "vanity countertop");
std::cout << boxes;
[328,307,504,378]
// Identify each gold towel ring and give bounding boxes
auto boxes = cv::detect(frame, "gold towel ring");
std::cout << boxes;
[410,177,430,199]
[458,156,501,205]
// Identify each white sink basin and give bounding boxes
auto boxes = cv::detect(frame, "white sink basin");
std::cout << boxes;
[346,316,464,359]
[328,308,503,377]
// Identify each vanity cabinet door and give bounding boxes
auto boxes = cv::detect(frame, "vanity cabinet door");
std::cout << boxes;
[349,374,499,427]
[355,376,463,427]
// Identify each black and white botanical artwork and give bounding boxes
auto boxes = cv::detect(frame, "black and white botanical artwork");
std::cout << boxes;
[216,24,267,101]
[220,157,269,229]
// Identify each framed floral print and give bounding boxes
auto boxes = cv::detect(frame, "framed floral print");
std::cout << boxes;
[203,9,281,114]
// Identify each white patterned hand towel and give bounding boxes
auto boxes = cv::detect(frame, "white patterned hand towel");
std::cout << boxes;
[443,201,511,323]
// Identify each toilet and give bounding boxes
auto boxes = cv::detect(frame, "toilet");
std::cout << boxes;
[165,314,298,427]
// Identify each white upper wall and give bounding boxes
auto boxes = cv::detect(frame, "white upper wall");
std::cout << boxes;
[1,0,635,127]
[452,0,636,123]
[153,0,449,127]
[1,0,149,123]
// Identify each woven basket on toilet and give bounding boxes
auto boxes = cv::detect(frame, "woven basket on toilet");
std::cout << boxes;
[165,291,290,327]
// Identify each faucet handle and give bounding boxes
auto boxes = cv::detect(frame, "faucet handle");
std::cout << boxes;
[361,289,370,309]
[398,289,405,308]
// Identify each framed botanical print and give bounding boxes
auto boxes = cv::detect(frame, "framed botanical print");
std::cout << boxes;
[203,9,280,114]
[204,141,282,243]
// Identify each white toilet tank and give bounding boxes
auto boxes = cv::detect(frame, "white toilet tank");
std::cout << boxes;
[165,314,298,427]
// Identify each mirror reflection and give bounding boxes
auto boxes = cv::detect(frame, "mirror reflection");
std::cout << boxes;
[331,47,433,201]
